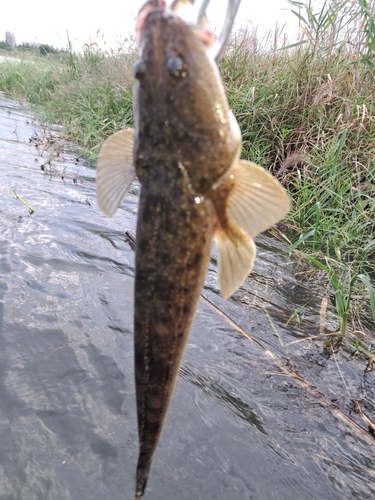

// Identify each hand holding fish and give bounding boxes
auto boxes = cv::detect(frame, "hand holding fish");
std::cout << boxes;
[96,1,289,498]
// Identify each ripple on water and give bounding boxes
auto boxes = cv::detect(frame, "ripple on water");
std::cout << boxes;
[1,96,375,500]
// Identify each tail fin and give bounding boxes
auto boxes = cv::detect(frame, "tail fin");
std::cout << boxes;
[135,453,151,500]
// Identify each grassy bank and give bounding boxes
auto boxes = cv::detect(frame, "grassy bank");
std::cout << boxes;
[1,1,374,344]
[0,42,135,154]
[223,1,375,273]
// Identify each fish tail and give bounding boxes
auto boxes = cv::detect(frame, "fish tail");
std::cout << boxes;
[135,453,151,500]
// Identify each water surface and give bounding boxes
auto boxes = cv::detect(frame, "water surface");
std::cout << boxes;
[0,95,374,499]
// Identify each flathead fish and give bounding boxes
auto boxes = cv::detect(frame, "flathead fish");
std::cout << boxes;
[96,0,290,498]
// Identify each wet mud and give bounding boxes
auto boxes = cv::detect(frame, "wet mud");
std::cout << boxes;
[0,95,374,499]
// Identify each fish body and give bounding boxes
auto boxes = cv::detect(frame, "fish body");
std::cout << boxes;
[96,2,290,498]
[134,11,235,496]
[133,161,216,497]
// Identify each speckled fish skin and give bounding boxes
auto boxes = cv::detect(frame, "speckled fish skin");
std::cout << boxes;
[95,2,289,496]
[133,9,240,499]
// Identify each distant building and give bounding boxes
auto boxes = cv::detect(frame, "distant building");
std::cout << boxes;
[5,32,16,47]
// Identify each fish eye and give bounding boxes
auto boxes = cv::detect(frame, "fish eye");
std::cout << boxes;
[167,56,187,79]
[133,59,146,80]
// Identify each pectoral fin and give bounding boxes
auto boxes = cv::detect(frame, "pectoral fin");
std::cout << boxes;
[96,129,136,217]
[213,159,290,298]
[226,159,290,237]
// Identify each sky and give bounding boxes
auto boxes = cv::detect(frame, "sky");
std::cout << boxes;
[0,0,300,51]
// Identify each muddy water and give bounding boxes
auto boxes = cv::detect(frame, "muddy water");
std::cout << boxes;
[0,95,374,499]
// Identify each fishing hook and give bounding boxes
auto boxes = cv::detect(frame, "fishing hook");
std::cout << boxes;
[198,0,242,61]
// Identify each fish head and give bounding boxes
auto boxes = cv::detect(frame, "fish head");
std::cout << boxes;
[133,5,241,194]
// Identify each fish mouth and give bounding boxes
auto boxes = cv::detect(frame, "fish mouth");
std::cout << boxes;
[136,0,243,60]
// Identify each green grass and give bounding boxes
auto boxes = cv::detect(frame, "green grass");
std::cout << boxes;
[218,0,375,341]
[0,1,374,343]
[0,43,135,153]
[219,1,375,276]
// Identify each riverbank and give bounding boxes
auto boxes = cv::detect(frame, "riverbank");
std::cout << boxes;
[0,0,374,347]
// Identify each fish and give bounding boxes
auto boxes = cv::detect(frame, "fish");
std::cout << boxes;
[96,0,290,498]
